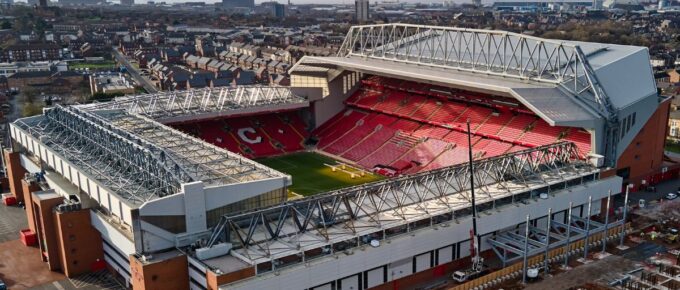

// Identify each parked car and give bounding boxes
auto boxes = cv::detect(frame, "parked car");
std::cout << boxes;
[666,193,678,200]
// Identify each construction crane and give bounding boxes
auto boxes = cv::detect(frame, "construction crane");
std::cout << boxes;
[452,120,485,283]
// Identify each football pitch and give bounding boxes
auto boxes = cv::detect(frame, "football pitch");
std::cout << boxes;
[256,152,384,197]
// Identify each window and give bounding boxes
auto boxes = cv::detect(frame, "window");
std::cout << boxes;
[632,112,636,126]
[620,126,625,139]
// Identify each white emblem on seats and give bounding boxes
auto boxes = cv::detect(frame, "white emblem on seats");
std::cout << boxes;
[238,127,262,144]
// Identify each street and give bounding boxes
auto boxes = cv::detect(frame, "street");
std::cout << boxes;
[110,47,158,93]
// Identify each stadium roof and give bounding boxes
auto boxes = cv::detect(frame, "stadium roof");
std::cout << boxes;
[295,56,599,126]
[82,86,309,124]
[291,24,657,127]
[206,142,596,265]
[12,105,287,206]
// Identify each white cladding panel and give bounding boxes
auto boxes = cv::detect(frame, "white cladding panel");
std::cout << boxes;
[365,267,384,289]
[311,283,333,290]
[103,242,130,274]
[390,258,412,280]
[339,274,360,290]
[537,216,548,229]
[415,252,431,272]
[554,211,566,223]
[90,210,136,255]
[104,255,130,286]
[437,246,453,265]
[189,264,207,288]
[459,240,471,259]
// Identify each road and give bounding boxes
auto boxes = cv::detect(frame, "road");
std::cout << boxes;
[111,47,158,93]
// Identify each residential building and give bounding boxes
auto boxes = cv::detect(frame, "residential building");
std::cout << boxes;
[1,43,61,62]
[89,73,135,95]
[669,110,680,140]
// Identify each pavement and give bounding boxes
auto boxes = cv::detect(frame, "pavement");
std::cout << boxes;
[111,48,158,93]
[523,255,639,290]
[0,240,66,290]
[613,177,680,210]
[30,271,126,290]
[0,200,27,243]
[0,201,126,290]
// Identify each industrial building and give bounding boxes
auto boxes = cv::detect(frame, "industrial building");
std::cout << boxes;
[2,24,671,290]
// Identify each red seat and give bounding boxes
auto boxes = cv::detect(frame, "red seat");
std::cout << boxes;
[520,121,565,147]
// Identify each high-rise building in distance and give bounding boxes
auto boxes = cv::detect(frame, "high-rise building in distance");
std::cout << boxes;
[355,0,369,23]
[222,0,254,8]
[272,2,285,18]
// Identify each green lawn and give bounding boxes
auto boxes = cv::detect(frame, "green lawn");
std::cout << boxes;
[257,152,383,196]
[69,61,117,69]
[666,140,680,154]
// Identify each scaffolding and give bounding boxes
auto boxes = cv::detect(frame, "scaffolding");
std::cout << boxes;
[488,208,623,267]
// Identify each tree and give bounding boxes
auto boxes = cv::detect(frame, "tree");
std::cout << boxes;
[91,91,124,101]
[0,20,11,30]
[33,18,48,38]
[22,102,43,117]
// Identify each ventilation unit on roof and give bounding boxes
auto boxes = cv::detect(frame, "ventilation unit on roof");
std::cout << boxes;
[587,153,605,168]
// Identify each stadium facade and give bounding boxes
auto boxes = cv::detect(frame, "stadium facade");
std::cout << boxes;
[2,24,670,290]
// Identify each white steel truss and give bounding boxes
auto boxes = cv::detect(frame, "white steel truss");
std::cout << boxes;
[13,106,284,205]
[15,106,186,204]
[338,24,620,164]
[207,142,598,264]
[83,86,306,120]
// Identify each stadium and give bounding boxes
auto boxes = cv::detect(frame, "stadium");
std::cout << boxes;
[2,24,672,290]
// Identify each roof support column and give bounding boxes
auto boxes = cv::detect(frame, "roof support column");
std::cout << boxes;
[183,181,207,234]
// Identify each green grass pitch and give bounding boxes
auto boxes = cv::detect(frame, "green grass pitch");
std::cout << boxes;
[256,152,384,196]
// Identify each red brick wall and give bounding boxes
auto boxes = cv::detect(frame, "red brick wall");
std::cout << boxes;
[32,194,64,271]
[616,98,670,185]
[54,209,104,277]
[21,179,40,233]
[206,267,256,290]
[4,149,26,202]
[130,254,189,290]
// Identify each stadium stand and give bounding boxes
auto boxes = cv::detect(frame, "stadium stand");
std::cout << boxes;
[313,75,593,176]
[173,111,308,158]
